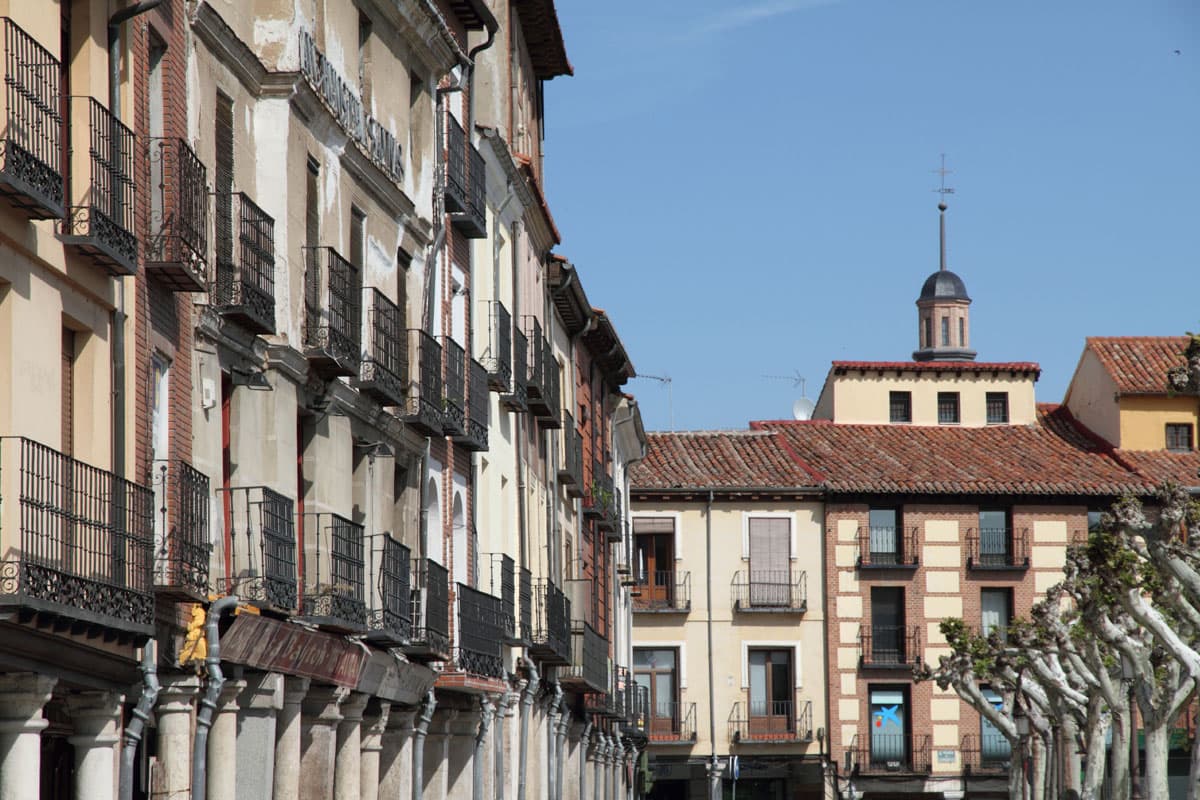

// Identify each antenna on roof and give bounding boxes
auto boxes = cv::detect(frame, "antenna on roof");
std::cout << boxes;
[762,372,814,420]
[633,373,673,432]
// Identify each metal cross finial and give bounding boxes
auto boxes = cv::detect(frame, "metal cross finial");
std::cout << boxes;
[932,153,955,206]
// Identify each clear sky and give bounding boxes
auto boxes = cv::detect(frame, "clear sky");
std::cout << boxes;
[540,0,1199,433]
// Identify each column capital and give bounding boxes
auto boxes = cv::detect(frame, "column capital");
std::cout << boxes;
[339,692,370,724]
[0,672,57,727]
[240,672,284,712]
[361,702,391,753]
[283,676,312,708]
[158,674,201,712]
[303,685,350,724]
[385,707,417,734]
[216,678,247,713]
[66,691,124,747]
[442,707,476,738]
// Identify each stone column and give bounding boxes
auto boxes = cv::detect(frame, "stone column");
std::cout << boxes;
[424,707,458,800]
[209,678,246,800]
[380,708,416,800]
[446,708,479,800]
[67,691,123,800]
[274,676,311,800]
[360,701,390,800]
[238,673,283,800]
[0,673,57,800]
[334,692,370,800]
[156,675,200,800]
[300,685,349,800]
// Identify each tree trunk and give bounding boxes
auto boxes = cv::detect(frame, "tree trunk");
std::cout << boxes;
[1142,723,1171,800]
[1010,757,1027,800]
[1080,718,1108,800]
[1109,708,1131,800]
[1063,718,1083,796]
[1032,736,1047,800]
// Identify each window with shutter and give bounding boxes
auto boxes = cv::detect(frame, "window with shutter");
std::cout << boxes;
[748,517,790,607]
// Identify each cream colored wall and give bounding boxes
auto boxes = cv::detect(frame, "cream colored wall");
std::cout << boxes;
[1062,349,1121,447]
[1119,395,1200,451]
[825,370,1037,426]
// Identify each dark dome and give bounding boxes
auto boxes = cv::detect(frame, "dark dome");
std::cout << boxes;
[919,269,970,302]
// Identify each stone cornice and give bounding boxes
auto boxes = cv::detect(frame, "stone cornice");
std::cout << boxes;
[479,127,556,256]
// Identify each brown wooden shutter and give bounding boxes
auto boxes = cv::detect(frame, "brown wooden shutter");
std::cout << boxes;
[61,328,74,457]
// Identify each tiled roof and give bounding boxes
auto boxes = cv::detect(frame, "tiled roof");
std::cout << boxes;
[1086,337,1191,395]
[751,404,1151,496]
[832,361,1041,375]
[631,431,822,492]
[1117,450,1200,487]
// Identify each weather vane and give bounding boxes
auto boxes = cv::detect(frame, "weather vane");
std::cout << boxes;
[932,153,955,206]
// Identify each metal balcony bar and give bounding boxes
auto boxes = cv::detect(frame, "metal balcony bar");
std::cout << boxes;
[441,337,466,435]
[444,112,468,214]
[623,680,650,735]
[303,247,362,377]
[584,461,616,526]
[146,137,208,291]
[355,288,407,406]
[501,327,529,412]
[217,485,297,611]
[563,621,608,692]
[522,317,546,407]
[485,552,517,642]
[728,693,812,743]
[0,437,154,635]
[453,358,488,451]
[529,578,571,665]
[443,111,485,237]
[456,583,505,678]
[559,412,584,494]
[300,512,366,632]
[0,18,64,219]
[212,191,276,335]
[859,624,922,668]
[633,570,691,612]
[518,565,533,644]
[731,570,807,612]
[465,143,486,236]
[150,459,211,599]
[486,300,513,391]
[536,336,561,428]
[365,533,411,646]
[966,527,1029,569]
[405,558,450,660]
[961,733,1012,774]
[60,96,137,274]
[854,733,931,774]
[856,525,919,568]
[401,330,443,435]
[645,701,697,743]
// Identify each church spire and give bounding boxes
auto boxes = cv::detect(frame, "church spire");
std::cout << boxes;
[933,153,954,272]
[913,155,975,362]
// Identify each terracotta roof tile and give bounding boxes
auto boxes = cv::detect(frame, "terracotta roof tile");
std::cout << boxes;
[1086,337,1191,395]
[832,361,1041,375]
[631,431,821,491]
[1117,449,1200,487]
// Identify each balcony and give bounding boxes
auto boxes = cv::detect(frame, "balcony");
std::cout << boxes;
[518,565,533,645]
[523,317,547,411]
[485,553,518,643]
[441,337,466,436]
[633,570,691,613]
[365,533,411,647]
[150,459,211,600]
[400,330,443,436]
[455,583,505,679]
[966,527,1029,570]
[563,620,608,692]
[859,624,922,669]
[485,301,512,391]
[355,289,407,407]
[645,701,697,744]
[212,191,276,335]
[537,337,561,429]
[444,113,486,238]
[529,578,571,665]
[852,733,931,775]
[303,247,362,378]
[584,464,617,532]
[300,512,366,633]
[146,138,208,291]
[0,18,64,219]
[731,570,806,613]
[218,486,297,612]
[405,558,451,660]
[453,359,488,451]
[0,437,154,637]
[856,525,919,569]
[728,692,813,743]
[961,732,1012,774]
[558,412,584,494]
[60,96,137,275]
[501,327,529,412]
[621,673,650,734]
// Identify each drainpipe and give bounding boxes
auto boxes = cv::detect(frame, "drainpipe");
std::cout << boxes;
[705,489,720,800]
[512,220,527,567]
[412,690,438,800]
[554,703,570,800]
[464,9,499,139]
[546,681,563,800]
[495,690,514,800]
[191,595,239,800]
[516,657,540,800]
[473,695,495,800]
[578,722,592,800]
[118,640,160,800]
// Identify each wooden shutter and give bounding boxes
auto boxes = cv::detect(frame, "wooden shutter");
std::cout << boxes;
[61,328,74,457]
[749,517,789,606]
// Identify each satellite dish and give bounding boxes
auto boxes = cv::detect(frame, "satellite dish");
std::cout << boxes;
[792,397,815,421]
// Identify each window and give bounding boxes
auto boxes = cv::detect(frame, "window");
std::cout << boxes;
[358,13,372,102]
[981,588,1013,641]
[634,648,678,736]
[633,517,675,608]
[305,157,320,249]
[979,688,1012,764]
[61,328,75,457]
[923,317,932,348]
[150,354,171,464]
[1087,509,1104,535]
[870,587,906,663]
[869,687,908,766]
[748,517,791,607]
[1166,423,1193,452]
[350,206,366,269]
[937,392,960,424]
[214,93,234,266]
[986,392,1009,424]
[889,391,912,424]
[940,316,950,346]
[748,649,793,736]
[977,509,1011,566]
[867,508,901,565]
[958,317,965,347]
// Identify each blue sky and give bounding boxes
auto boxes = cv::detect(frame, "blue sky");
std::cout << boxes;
[541,0,1199,432]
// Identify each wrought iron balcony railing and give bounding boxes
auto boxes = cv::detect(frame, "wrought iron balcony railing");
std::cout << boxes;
[856,525,919,568]
[622,677,650,735]
[728,692,812,743]
[645,701,697,744]
[485,301,512,391]
[444,112,486,238]
[441,336,466,435]
[150,459,211,599]
[0,18,63,219]
[355,288,407,407]
[300,512,366,632]
[212,191,276,335]
[146,137,208,291]
[730,570,806,613]
[401,330,443,435]
[303,247,362,377]
[535,337,561,429]
[518,565,533,644]
[584,464,617,530]
[563,621,608,692]
[522,317,546,407]
[0,437,154,636]
[365,533,411,646]
[405,557,450,660]
[558,412,584,492]
[60,96,137,274]
[455,583,505,679]
[485,552,517,643]
[852,733,931,775]
[529,578,572,665]
[453,359,488,451]
[966,527,1030,569]
[633,570,691,612]
[501,327,529,412]
[859,624,922,668]
[961,733,1012,774]
[217,485,297,612]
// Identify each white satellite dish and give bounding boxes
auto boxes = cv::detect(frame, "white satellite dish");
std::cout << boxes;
[792,397,815,421]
